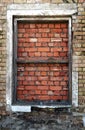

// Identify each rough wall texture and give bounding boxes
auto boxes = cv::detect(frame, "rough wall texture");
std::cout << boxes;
[17,22,69,102]
[0,0,85,115]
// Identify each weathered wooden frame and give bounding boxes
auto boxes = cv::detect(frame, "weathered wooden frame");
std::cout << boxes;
[6,3,78,112]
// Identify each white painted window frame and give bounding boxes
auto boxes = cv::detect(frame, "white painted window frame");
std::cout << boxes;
[6,3,78,112]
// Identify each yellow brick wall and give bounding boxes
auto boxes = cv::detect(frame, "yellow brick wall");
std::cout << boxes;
[0,0,85,114]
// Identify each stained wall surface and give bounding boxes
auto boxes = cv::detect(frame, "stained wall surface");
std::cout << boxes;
[0,0,85,114]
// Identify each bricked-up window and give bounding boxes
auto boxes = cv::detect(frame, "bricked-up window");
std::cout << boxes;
[13,18,72,105]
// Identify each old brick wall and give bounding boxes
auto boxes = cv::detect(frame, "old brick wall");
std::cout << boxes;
[17,22,68,102]
[0,0,85,114]
[72,0,85,112]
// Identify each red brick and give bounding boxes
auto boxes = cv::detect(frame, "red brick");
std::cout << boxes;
[54,81,60,85]
[41,91,48,95]
[25,86,36,90]
[47,53,53,57]
[28,90,35,95]
[27,71,35,76]
[60,81,67,86]
[18,33,23,37]
[28,52,35,57]
[38,95,50,100]
[41,81,47,85]
[35,71,40,76]
[36,24,41,28]
[36,43,41,46]
[17,76,25,81]
[48,43,53,46]
[63,29,68,33]
[18,29,25,33]
[25,38,30,42]
[38,47,49,52]
[63,47,68,51]
[18,38,25,42]
[25,96,36,101]
[50,96,62,100]
[24,24,30,28]
[47,81,54,85]
[26,76,37,81]
[29,33,35,37]
[17,90,23,95]
[17,95,24,100]
[41,52,47,56]
[54,90,60,95]
[63,77,68,81]
[53,72,60,76]
[59,52,67,57]
[41,43,48,47]
[55,24,61,28]
[30,29,37,33]
[36,33,41,37]
[38,86,49,90]
[48,33,54,37]
[18,81,23,85]
[35,52,41,57]
[61,33,67,38]
[42,24,48,28]
[38,38,50,42]
[61,42,67,47]
[35,90,41,94]
[63,96,68,100]
[30,24,35,28]
[23,90,28,94]
[18,23,24,28]
[39,29,50,33]
[61,23,68,28]
[25,48,37,52]
[41,72,47,76]
[42,33,48,37]
[35,81,41,85]
[49,24,54,28]
[51,29,62,33]
[23,33,28,38]
[53,48,62,52]
[50,86,62,91]
[22,81,28,85]
[17,22,69,102]
[53,52,59,57]
[38,76,48,81]
[18,42,23,47]
[60,91,68,95]
[63,38,68,42]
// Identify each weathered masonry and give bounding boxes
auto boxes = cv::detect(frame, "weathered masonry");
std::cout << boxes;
[17,21,69,102]
[0,0,85,114]
[6,4,77,112]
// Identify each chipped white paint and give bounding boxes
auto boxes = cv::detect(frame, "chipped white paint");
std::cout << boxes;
[6,12,13,107]
[7,3,77,12]
[6,3,77,112]
[72,72,78,107]
[11,106,31,112]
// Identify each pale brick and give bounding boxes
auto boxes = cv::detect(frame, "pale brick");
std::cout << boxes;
[42,0,51,3]
[14,0,27,3]
[27,0,41,3]
[52,0,63,3]
[2,0,13,3]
